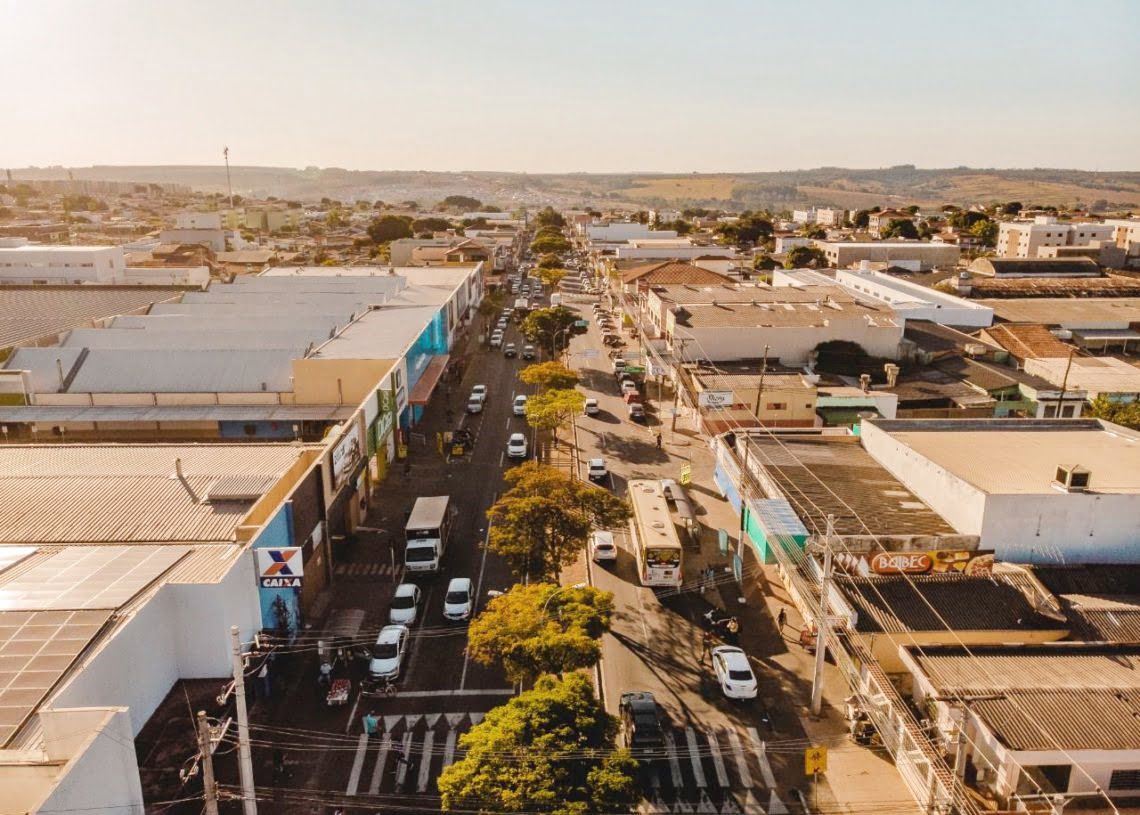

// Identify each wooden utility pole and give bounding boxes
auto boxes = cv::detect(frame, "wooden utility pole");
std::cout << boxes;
[197,710,220,815]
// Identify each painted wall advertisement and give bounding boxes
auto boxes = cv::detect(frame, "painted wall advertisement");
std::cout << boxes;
[699,390,734,408]
[330,421,363,492]
[836,549,995,577]
[252,505,302,638]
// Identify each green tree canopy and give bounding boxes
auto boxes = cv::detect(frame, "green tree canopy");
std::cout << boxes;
[880,218,919,240]
[536,253,562,269]
[467,583,614,683]
[534,206,566,228]
[948,209,991,230]
[522,306,582,354]
[534,266,568,288]
[518,361,579,391]
[716,213,773,246]
[969,218,999,246]
[851,209,871,228]
[412,216,452,233]
[1086,396,1140,429]
[486,463,631,580]
[531,233,572,255]
[1001,201,1023,216]
[535,225,564,239]
[784,245,828,269]
[525,388,586,441]
[440,195,482,211]
[366,214,413,243]
[437,673,638,815]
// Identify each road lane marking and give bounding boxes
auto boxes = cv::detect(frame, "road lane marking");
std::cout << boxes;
[395,732,413,788]
[383,714,402,732]
[664,732,683,788]
[346,732,368,795]
[461,509,496,690]
[706,730,730,787]
[392,688,515,698]
[742,791,764,814]
[417,730,435,792]
[469,711,484,725]
[443,727,458,769]
[368,733,390,794]
[768,790,788,814]
[685,727,707,788]
[727,728,752,788]
[746,727,775,788]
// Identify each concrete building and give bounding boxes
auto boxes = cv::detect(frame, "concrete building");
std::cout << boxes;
[792,208,817,224]
[0,241,126,285]
[642,282,773,339]
[614,242,735,262]
[817,240,960,270]
[860,419,1140,563]
[1024,356,1140,403]
[665,285,903,365]
[815,207,846,227]
[996,217,1115,259]
[680,368,818,433]
[583,223,677,242]
[774,236,813,254]
[1104,217,1140,267]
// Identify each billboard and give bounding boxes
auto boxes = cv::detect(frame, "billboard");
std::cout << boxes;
[256,547,304,588]
[330,422,363,491]
[836,549,994,577]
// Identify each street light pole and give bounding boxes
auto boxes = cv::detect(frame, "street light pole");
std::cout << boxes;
[810,514,835,716]
[752,344,771,421]
[542,582,587,616]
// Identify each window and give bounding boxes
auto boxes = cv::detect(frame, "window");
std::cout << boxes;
[1110,769,1140,790]
[765,402,787,411]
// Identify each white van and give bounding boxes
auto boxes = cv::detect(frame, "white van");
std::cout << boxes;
[590,531,617,563]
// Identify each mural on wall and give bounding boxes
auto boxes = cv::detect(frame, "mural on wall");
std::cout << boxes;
[252,503,302,639]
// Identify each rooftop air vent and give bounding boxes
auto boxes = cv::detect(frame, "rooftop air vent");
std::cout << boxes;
[1054,464,1091,493]
[964,343,988,358]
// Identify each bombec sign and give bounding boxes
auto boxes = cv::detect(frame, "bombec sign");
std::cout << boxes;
[257,548,304,588]
[870,552,932,574]
[837,549,994,577]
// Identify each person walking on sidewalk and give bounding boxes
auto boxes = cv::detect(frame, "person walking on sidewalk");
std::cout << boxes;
[655,433,662,449]
[777,606,788,632]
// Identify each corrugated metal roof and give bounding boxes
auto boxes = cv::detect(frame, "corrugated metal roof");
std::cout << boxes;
[970,689,1140,751]
[0,286,187,349]
[64,348,304,392]
[60,326,324,350]
[0,404,353,423]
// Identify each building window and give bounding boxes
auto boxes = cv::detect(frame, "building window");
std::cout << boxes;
[765,402,787,411]
[1109,769,1140,791]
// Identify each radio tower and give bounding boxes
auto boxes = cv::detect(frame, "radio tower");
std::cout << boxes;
[223,146,234,210]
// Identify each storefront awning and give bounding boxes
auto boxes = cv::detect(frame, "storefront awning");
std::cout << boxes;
[409,354,450,405]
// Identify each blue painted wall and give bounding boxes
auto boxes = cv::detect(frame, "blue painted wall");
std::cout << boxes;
[251,503,302,639]
[219,420,296,439]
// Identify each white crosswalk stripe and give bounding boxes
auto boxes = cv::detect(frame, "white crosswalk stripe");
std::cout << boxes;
[417,730,435,792]
[346,732,368,794]
[664,731,684,788]
[368,733,389,794]
[443,727,458,769]
[706,730,730,788]
[685,727,707,789]
[726,729,751,789]
[746,727,775,788]
[395,731,413,788]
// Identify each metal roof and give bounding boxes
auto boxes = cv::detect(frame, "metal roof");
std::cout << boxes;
[66,348,304,393]
[0,404,352,423]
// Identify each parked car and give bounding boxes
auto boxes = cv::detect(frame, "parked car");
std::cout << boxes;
[472,384,487,400]
[711,646,758,700]
[513,394,528,415]
[466,394,484,414]
[590,530,618,562]
[612,357,626,372]
[628,403,646,422]
[622,391,642,405]
[587,458,608,483]
[368,624,410,680]
[583,397,600,415]
[619,691,665,750]
[490,331,504,348]
[507,432,528,459]
[621,380,638,395]
[443,577,474,621]
[504,342,517,358]
[522,345,536,360]
[388,583,422,625]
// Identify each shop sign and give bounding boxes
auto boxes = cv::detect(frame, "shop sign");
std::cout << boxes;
[257,548,304,588]
[699,391,734,408]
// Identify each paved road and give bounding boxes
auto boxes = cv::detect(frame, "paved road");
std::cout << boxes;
[563,284,813,814]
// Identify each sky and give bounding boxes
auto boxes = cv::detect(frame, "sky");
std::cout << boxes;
[2,0,1138,173]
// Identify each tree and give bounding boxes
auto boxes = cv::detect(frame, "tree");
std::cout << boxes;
[530,233,571,255]
[522,306,581,354]
[440,195,482,211]
[534,206,566,228]
[785,245,827,269]
[536,253,562,269]
[753,254,779,271]
[366,214,413,243]
[436,673,639,815]
[880,218,919,240]
[412,216,452,233]
[1085,396,1140,429]
[716,213,773,246]
[948,209,990,230]
[525,388,586,442]
[803,225,827,240]
[906,205,921,215]
[486,463,631,581]
[467,583,614,683]
[852,209,871,229]
[535,225,564,239]
[518,361,579,391]
[969,219,999,247]
[534,266,568,288]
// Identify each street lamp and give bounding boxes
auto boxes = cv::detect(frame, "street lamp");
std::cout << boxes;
[553,327,573,361]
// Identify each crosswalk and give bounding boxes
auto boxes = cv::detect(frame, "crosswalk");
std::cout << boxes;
[342,712,793,811]
[334,561,397,578]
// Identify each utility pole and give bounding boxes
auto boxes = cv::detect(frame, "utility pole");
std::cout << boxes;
[230,625,258,815]
[810,514,835,716]
[752,344,771,421]
[670,338,688,432]
[223,147,234,212]
[1056,347,1077,419]
[197,710,220,815]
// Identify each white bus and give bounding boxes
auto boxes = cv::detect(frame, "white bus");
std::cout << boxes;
[627,479,683,588]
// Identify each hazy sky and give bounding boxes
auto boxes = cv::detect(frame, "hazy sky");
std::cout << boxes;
[3,0,1137,172]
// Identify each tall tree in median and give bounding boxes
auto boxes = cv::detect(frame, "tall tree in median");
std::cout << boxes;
[487,463,630,580]
[525,388,585,443]
[518,361,579,391]
[437,672,639,815]
[522,306,581,355]
[530,233,571,255]
[467,583,614,683]
[534,265,568,288]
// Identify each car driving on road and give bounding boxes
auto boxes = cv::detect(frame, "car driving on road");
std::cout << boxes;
[369,624,410,681]
[619,691,665,751]
[590,530,617,563]
[388,583,422,625]
[443,577,473,621]
[583,397,600,415]
[507,432,528,459]
[711,646,758,700]
[513,394,528,415]
[587,458,608,483]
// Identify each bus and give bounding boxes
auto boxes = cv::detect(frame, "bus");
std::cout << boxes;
[627,479,684,588]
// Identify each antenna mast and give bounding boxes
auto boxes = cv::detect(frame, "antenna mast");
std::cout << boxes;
[224,146,234,210]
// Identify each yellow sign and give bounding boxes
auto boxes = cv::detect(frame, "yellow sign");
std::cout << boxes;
[804,745,827,776]
[679,464,692,486]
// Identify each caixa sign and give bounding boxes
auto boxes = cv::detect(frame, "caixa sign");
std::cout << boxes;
[870,551,932,574]
[256,548,304,588]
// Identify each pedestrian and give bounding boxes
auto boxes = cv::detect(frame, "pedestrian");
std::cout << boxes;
[702,630,713,654]
[257,662,271,699]
[393,742,409,765]
[777,607,788,632]
[362,710,378,735]
[318,659,333,689]
[655,433,662,449]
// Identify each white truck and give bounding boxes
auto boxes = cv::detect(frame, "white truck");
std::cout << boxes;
[514,297,529,315]
[404,495,454,573]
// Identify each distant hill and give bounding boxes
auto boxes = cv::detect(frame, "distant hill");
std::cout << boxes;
[8,165,1139,212]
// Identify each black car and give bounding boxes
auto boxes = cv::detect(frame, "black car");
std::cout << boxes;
[619,692,665,753]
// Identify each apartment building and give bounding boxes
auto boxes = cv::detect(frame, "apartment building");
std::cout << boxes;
[996,217,1115,258]
[0,240,126,284]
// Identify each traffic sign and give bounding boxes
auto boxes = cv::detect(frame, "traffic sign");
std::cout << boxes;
[804,745,827,775]
[574,320,589,327]
[679,464,692,485]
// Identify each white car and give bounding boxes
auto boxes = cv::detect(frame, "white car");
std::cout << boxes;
[513,394,528,416]
[583,397,600,416]
[472,385,487,400]
[590,530,617,563]
[466,394,484,414]
[490,331,504,348]
[388,583,422,625]
[621,380,638,396]
[443,577,473,621]
[369,624,410,681]
[507,432,528,459]
[587,458,608,483]
[612,357,626,373]
[711,646,758,700]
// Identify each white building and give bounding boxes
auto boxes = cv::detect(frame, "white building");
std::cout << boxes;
[996,217,1115,259]
[817,240,960,270]
[1024,356,1140,402]
[0,241,126,284]
[860,418,1140,563]
[584,223,677,242]
[792,208,817,224]
[174,212,223,230]
[815,207,846,227]
[774,236,813,254]
[832,267,994,327]
[614,241,734,261]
